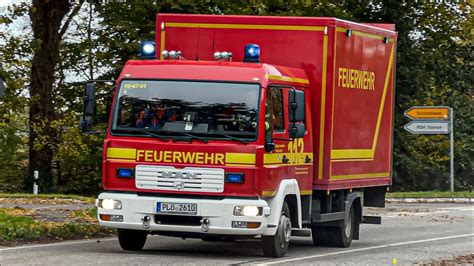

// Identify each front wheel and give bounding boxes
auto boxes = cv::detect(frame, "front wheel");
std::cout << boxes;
[118,229,148,251]
[262,202,291,258]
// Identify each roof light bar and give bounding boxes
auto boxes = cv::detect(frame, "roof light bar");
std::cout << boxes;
[140,41,156,59]
[244,44,260,63]
[214,51,233,61]
[161,50,182,60]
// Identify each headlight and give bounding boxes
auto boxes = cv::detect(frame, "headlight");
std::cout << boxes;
[99,199,122,210]
[234,206,262,216]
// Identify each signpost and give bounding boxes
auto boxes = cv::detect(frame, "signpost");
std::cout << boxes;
[403,120,450,135]
[404,106,454,192]
[404,106,449,120]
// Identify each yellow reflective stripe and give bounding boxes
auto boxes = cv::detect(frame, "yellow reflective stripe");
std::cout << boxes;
[331,149,373,160]
[225,153,256,165]
[264,153,313,165]
[318,33,329,179]
[332,158,374,162]
[107,159,136,163]
[107,148,137,160]
[265,74,309,85]
[225,163,256,167]
[160,23,166,60]
[262,190,276,197]
[331,172,390,180]
[264,153,289,164]
[371,45,395,149]
[336,27,394,42]
[301,190,313,195]
[166,22,324,32]
[330,44,395,161]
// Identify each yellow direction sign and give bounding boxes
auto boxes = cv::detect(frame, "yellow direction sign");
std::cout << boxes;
[404,106,450,120]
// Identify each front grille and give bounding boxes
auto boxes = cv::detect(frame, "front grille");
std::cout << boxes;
[135,165,224,193]
[155,214,202,226]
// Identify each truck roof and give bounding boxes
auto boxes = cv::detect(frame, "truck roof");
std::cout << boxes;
[157,13,396,36]
[119,60,309,86]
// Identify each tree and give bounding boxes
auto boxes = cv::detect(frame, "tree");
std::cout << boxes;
[27,0,84,192]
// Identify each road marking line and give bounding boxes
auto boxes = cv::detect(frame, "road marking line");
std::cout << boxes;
[259,233,474,265]
[0,237,116,251]
[439,206,474,211]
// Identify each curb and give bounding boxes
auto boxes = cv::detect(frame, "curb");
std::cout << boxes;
[386,198,473,204]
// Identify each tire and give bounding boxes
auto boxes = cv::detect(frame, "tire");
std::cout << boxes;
[117,229,148,251]
[262,202,291,258]
[311,226,331,246]
[311,205,354,248]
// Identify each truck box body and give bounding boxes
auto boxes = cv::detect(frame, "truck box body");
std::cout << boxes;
[156,14,396,191]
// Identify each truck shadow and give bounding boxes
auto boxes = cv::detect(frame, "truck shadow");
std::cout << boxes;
[93,237,317,259]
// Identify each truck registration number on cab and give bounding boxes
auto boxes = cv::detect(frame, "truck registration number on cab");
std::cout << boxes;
[156,202,197,215]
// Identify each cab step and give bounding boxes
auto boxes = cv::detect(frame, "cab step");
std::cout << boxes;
[291,228,311,237]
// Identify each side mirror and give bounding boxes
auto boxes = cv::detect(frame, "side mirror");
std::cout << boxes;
[288,89,305,122]
[289,123,305,138]
[265,142,276,152]
[83,82,96,116]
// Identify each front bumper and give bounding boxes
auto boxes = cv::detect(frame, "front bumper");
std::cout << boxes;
[97,192,270,235]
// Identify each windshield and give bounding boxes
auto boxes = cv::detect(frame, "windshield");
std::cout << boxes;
[112,80,260,140]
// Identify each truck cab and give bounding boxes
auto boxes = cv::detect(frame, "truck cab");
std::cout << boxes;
[96,58,313,257]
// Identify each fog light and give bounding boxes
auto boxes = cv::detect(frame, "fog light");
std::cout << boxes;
[233,206,262,216]
[100,214,123,222]
[231,221,261,229]
[232,221,247,228]
[99,199,122,210]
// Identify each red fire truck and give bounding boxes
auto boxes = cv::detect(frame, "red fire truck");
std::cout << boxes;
[84,14,396,257]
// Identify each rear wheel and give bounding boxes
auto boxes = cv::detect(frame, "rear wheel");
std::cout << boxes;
[311,205,354,248]
[118,229,148,251]
[262,202,291,257]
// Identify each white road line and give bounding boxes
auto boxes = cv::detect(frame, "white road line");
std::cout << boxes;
[259,233,474,265]
[0,237,116,251]
[439,206,474,211]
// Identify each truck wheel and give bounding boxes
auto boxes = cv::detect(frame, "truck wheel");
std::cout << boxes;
[311,226,331,246]
[262,202,291,257]
[311,205,354,247]
[118,229,148,251]
[330,205,354,247]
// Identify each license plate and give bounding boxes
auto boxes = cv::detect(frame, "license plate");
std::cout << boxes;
[156,202,197,215]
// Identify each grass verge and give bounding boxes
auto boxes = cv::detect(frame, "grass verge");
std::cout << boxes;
[0,193,95,203]
[387,191,473,198]
[0,207,114,246]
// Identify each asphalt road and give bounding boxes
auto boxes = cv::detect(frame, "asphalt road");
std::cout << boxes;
[1,203,472,265]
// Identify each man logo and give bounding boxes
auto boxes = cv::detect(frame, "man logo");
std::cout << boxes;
[161,171,198,179]
[174,181,185,190]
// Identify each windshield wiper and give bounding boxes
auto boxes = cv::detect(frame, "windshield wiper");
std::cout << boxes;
[210,133,249,144]
[115,128,168,141]
[160,130,208,144]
